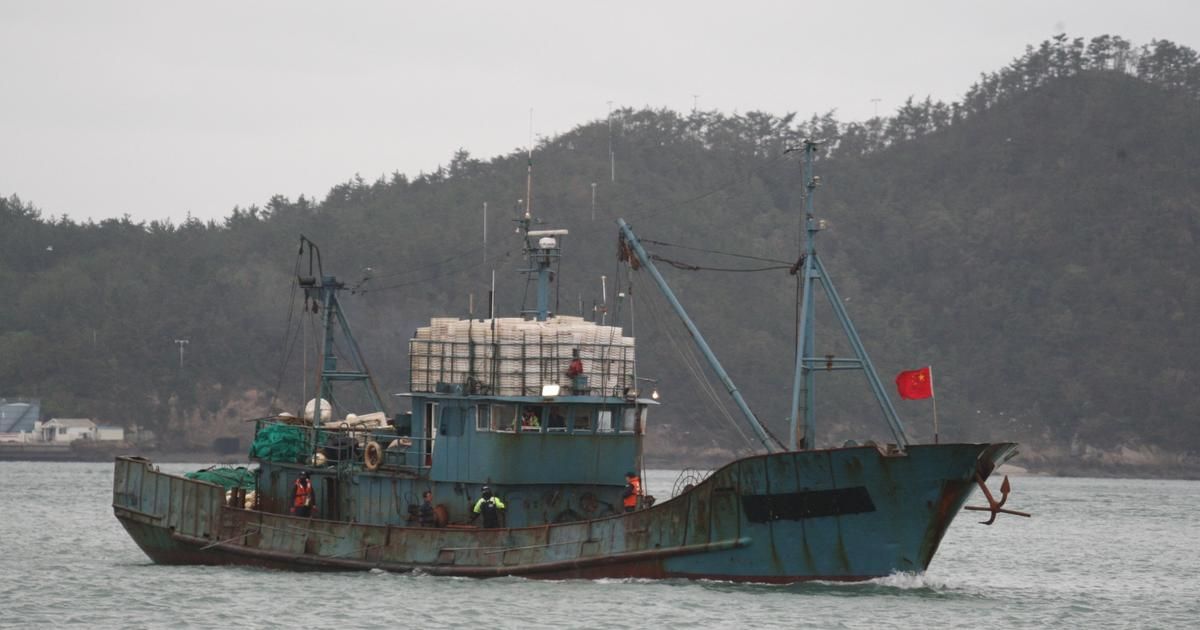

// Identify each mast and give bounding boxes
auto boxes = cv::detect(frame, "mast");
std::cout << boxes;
[788,140,819,449]
[616,219,780,453]
[298,237,387,426]
[518,215,567,322]
[515,118,564,323]
[786,142,910,449]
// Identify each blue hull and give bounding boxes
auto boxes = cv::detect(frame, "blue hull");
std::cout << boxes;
[113,442,1013,582]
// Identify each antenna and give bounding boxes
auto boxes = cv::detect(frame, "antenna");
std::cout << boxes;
[601,275,608,325]
[525,109,533,219]
[173,338,189,368]
[483,201,488,262]
[607,101,615,183]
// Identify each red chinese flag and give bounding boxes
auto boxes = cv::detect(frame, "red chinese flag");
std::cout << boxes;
[895,367,934,400]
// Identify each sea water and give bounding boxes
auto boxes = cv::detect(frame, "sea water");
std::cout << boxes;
[1,463,1196,629]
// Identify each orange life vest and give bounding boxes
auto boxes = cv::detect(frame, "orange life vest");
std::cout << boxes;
[623,476,641,508]
[293,478,313,508]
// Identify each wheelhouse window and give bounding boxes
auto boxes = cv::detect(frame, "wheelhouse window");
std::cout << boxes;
[621,407,637,433]
[492,404,517,432]
[573,408,592,432]
[597,409,614,433]
[547,405,568,432]
[475,405,491,431]
[521,405,543,431]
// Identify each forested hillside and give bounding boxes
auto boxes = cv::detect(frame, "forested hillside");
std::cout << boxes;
[2,35,1198,473]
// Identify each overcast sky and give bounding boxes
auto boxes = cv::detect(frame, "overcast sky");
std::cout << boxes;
[2,1,1196,224]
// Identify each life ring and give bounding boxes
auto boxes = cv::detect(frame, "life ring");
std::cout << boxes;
[363,441,383,471]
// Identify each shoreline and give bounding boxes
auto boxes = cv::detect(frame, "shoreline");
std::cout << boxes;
[4,446,1197,481]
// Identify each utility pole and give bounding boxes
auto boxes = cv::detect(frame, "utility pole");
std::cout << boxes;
[870,98,881,118]
[590,182,597,220]
[174,339,189,369]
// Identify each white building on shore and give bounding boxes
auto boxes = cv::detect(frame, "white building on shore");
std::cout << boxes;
[40,418,97,443]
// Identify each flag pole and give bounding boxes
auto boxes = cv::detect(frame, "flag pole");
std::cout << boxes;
[929,365,939,444]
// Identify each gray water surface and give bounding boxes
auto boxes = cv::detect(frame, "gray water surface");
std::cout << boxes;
[1,463,1196,629]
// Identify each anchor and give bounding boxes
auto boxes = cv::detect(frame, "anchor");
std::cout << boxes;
[964,474,1032,525]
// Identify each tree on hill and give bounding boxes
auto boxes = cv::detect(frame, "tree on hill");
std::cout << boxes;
[1,34,1198,467]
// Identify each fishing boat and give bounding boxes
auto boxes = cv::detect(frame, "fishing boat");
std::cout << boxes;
[112,141,1026,581]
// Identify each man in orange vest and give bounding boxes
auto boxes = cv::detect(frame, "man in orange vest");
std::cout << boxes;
[292,471,315,517]
[622,471,641,513]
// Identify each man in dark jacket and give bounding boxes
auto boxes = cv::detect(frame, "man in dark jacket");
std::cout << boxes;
[419,490,436,527]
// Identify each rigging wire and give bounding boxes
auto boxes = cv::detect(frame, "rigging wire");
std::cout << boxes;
[355,247,519,294]
[619,150,794,221]
[267,254,304,412]
[648,254,792,273]
[628,232,787,448]
[638,279,758,453]
[640,239,794,265]
[351,242,496,287]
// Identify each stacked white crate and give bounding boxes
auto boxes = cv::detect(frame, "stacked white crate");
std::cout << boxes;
[408,316,636,395]
[410,325,431,392]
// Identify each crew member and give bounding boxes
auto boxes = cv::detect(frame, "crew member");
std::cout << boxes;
[567,350,584,378]
[622,471,641,513]
[292,471,315,518]
[471,485,506,528]
[419,490,436,527]
[521,408,540,429]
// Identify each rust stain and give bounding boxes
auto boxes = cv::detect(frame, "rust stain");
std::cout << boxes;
[918,479,972,568]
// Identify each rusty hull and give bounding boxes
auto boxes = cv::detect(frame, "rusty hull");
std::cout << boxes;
[113,442,1016,582]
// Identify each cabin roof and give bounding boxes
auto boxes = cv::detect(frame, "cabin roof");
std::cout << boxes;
[45,418,95,428]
